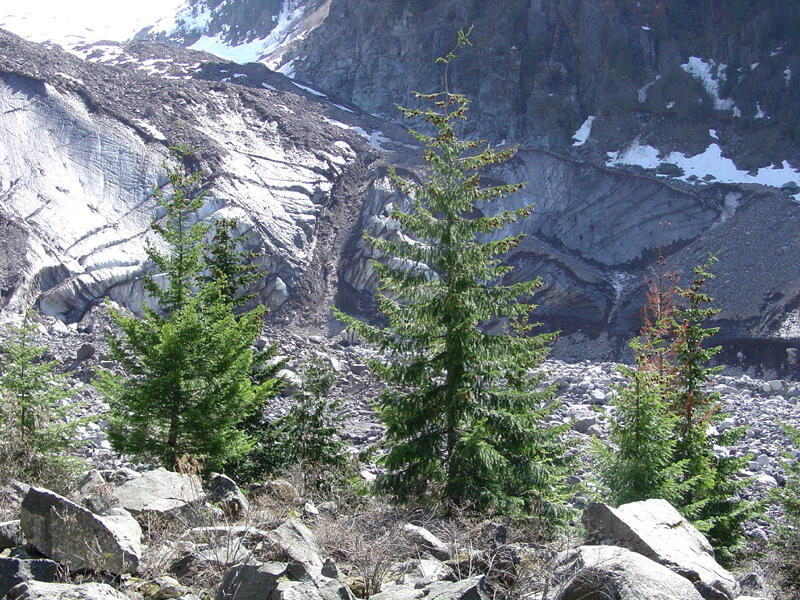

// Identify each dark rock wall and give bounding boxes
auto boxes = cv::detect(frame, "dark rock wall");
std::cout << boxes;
[282,0,800,168]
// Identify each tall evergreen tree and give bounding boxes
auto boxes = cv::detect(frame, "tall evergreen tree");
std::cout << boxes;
[669,256,755,562]
[335,30,573,520]
[97,148,274,472]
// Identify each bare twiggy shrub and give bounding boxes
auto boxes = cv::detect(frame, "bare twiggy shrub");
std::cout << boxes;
[434,508,575,600]
[318,498,414,598]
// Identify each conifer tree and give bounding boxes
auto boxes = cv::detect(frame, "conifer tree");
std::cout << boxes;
[97,148,274,472]
[335,29,573,520]
[202,216,263,307]
[0,312,85,485]
[669,256,755,562]
[592,338,686,506]
[593,242,685,505]
[772,424,800,591]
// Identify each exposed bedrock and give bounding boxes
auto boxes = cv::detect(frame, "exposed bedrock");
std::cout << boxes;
[336,153,800,368]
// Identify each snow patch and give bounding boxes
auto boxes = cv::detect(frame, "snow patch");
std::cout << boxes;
[184,0,310,66]
[709,129,719,140]
[607,140,800,200]
[755,102,766,119]
[785,67,792,86]
[325,118,391,151]
[637,74,661,103]
[571,115,594,147]
[134,120,167,141]
[681,56,741,116]
[293,82,326,97]
[605,138,661,170]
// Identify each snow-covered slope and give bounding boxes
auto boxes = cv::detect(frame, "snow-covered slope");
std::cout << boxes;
[0,0,185,49]
[138,0,328,73]
[0,28,401,324]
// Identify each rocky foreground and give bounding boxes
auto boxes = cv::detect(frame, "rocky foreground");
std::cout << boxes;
[0,464,777,600]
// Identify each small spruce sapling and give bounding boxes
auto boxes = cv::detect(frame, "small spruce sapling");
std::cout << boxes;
[0,312,85,487]
[98,148,273,472]
[593,239,686,505]
[592,337,687,506]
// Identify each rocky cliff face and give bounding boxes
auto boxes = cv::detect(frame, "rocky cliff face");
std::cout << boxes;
[281,0,800,166]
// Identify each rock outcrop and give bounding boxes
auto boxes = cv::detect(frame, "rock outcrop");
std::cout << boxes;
[20,487,142,575]
[583,500,739,600]
[548,545,704,600]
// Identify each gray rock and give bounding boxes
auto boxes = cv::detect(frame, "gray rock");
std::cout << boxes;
[574,415,598,434]
[321,557,341,580]
[74,470,121,515]
[143,576,189,600]
[401,523,450,561]
[420,576,488,600]
[0,557,61,598]
[278,370,302,397]
[370,584,421,600]
[215,563,287,600]
[75,343,96,361]
[583,500,738,600]
[590,389,608,404]
[767,380,784,393]
[272,577,357,600]
[20,486,141,575]
[170,544,253,580]
[207,474,248,518]
[738,571,773,600]
[753,473,778,488]
[0,520,25,549]
[267,521,324,576]
[8,581,128,600]
[549,545,703,600]
[113,468,203,517]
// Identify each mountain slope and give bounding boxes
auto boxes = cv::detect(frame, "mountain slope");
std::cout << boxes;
[0,25,798,372]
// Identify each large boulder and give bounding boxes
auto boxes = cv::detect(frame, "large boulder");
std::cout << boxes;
[216,562,355,600]
[113,468,203,517]
[206,474,248,518]
[267,521,324,576]
[548,545,703,600]
[582,500,738,600]
[7,581,129,600]
[0,520,25,549]
[20,486,141,575]
[0,557,61,598]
